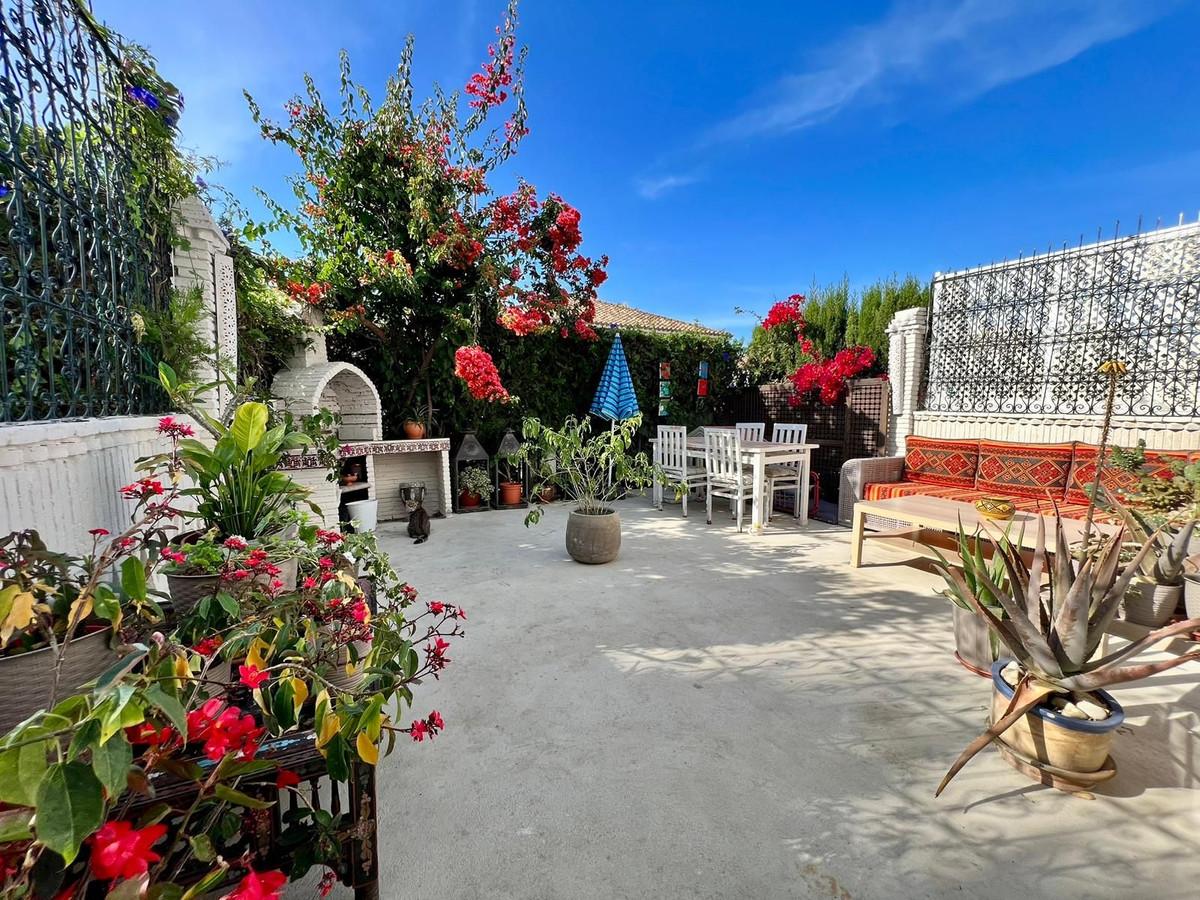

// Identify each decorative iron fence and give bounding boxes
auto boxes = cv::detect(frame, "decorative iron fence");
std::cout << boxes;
[923,222,1200,419]
[1,0,172,422]
[720,377,890,512]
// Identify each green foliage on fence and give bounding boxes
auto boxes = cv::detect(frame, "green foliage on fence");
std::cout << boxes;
[328,324,741,447]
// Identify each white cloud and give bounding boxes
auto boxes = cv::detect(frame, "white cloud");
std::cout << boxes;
[703,0,1179,145]
[636,172,702,199]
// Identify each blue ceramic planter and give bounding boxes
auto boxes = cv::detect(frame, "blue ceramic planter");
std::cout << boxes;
[991,659,1125,734]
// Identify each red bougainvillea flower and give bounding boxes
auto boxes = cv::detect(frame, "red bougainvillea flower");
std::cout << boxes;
[194,635,224,658]
[88,527,110,537]
[787,345,876,406]
[276,768,302,788]
[409,719,429,742]
[453,345,511,403]
[87,821,167,881]
[428,710,445,731]
[157,416,195,439]
[428,601,445,615]
[762,294,806,331]
[239,665,270,689]
[223,869,288,900]
[223,535,248,551]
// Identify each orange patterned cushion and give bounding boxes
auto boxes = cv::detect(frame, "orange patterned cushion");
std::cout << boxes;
[976,440,1074,500]
[903,436,980,488]
[862,481,1114,521]
[1065,444,1192,505]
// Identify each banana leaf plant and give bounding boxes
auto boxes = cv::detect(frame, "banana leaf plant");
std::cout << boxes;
[931,516,1200,796]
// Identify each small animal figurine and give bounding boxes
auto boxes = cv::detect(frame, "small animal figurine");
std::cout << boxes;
[406,497,431,544]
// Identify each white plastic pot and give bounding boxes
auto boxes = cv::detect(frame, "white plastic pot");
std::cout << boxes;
[344,498,378,532]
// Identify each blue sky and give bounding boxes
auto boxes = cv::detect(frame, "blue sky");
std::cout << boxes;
[102,0,1200,340]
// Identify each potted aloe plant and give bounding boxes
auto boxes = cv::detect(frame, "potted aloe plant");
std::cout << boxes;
[939,522,1017,675]
[1107,505,1196,627]
[514,414,658,564]
[932,516,1200,795]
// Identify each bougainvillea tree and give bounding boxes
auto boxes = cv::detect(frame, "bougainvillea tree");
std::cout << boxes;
[749,294,878,406]
[245,1,607,428]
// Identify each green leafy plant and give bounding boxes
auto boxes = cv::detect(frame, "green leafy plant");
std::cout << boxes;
[514,414,659,524]
[285,408,343,484]
[135,285,214,384]
[161,538,226,576]
[932,516,1200,795]
[144,364,315,537]
[458,465,494,502]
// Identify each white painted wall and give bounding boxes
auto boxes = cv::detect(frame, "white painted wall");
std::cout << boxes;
[0,416,193,555]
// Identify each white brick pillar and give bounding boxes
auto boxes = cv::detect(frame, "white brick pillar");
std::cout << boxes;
[885,306,930,456]
[172,196,236,416]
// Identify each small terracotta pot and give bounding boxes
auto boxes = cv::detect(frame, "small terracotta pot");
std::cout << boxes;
[499,481,523,506]
[403,421,426,439]
[461,491,481,509]
[538,486,558,503]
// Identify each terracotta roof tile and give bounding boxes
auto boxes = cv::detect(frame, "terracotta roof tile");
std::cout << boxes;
[591,300,728,337]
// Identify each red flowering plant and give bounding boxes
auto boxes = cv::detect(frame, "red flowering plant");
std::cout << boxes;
[491,181,608,341]
[0,433,461,898]
[243,1,607,428]
[787,345,877,407]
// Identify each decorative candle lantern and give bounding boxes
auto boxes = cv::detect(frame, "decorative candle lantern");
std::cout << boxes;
[453,430,492,513]
[493,428,529,509]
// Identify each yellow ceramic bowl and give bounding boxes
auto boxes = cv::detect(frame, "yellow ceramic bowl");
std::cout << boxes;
[975,496,1016,521]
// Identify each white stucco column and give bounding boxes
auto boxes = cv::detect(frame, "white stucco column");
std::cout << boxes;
[885,306,930,456]
[172,196,236,417]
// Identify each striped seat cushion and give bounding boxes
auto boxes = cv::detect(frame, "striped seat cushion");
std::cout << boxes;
[862,480,1114,522]
[975,440,1074,501]
[903,436,980,488]
[1065,444,1193,505]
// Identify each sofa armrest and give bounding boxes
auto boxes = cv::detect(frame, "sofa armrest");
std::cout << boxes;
[839,455,905,526]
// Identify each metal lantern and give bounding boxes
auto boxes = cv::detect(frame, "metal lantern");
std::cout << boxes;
[453,430,491,513]
[493,429,529,509]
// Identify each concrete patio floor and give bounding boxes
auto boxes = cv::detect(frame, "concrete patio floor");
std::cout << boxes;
[343,499,1198,899]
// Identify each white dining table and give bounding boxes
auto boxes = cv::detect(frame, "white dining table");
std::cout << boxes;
[652,434,819,532]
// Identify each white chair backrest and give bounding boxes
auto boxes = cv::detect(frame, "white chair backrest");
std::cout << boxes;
[658,425,689,471]
[736,422,765,443]
[705,428,741,481]
[771,422,808,445]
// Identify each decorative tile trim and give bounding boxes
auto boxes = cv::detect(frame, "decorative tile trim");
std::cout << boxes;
[278,439,450,471]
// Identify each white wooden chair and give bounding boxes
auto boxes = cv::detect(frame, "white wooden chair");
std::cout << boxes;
[735,422,765,443]
[656,425,706,517]
[705,428,755,532]
[765,423,808,521]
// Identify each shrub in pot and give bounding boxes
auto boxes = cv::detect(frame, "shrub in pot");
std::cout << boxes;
[160,536,226,615]
[932,515,1200,796]
[513,414,658,564]
[1107,504,1195,626]
[458,465,493,509]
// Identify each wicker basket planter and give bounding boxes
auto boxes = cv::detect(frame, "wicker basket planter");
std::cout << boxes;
[0,629,114,733]
[1122,578,1181,627]
[165,573,222,618]
[321,627,370,692]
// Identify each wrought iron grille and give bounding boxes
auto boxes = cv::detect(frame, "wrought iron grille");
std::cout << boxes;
[1,0,171,422]
[923,223,1200,418]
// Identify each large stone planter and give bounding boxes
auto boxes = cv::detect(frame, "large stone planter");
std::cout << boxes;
[565,508,621,564]
[0,629,114,733]
[1122,579,1181,627]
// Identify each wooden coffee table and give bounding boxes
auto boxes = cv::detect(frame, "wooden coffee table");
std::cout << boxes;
[849,495,1120,568]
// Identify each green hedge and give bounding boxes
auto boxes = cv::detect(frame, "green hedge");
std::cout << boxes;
[331,325,741,449]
